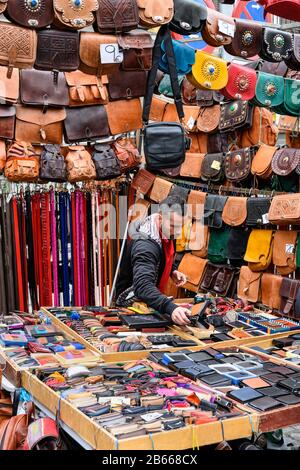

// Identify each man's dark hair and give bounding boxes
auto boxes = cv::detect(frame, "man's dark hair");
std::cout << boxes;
[159,195,187,216]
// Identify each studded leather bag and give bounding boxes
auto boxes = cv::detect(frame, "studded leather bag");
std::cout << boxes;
[20,70,69,107]
[285,34,300,71]
[118,29,153,71]
[269,194,300,225]
[35,29,79,72]
[95,0,138,33]
[137,0,173,28]
[64,105,109,143]
[219,100,253,133]
[65,70,109,106]
[5,0,54,28]
[202,9,235,47]
[188,51,228,91]
[224,147,255,183]
[201,152,225,183]
[252,72,284,108]
[0,141,6,174]
[225,19,262,58]
[271,147,300,177]
[92,144,121,180]
[66,146,96,183]
[170,0,207,35]
[53,0,98,29]
[260,28,293,63]
[40,144,66,182]
[112,138,141,172]
[197,105,220,134]
[5,141,40,182]
[221,64,257,101]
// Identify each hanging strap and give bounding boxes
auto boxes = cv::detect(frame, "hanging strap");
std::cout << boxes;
[69,192,76,306]
[85,192,94,306]
[12,196,24,311]
[142,24,184,125]
[59,192,70,306]
[19,194,28,312]
[50,190,59,306]
[0,196,7,314]
[41,192,52,306]
[75,190,82,306]
[91,191,99,305]
[25,191,38,310]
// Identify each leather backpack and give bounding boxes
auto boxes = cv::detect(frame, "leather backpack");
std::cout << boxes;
[64,105,109,143]
[65,70,109,106]
[137,0,173,28]
[5,141,40,182]
[66,146,96,182]
[40,144,66,182]
[170,0,207,35]
[221,64,257,101]
[92,144,121,180]
[53,0,98,29]
[35,29,79,72]
[225,19,262,58]
[112,139,141,172]
[5,0,54,28]
[20,70,69,108]
[260,28,293,63]
[118,29,153,71]
[95,0,139,33]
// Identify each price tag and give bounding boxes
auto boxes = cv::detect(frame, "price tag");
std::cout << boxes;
[100,43,123,64]
[211,160,221,170]
[286,243,295,254]
[262,213,269,224]
[187,116,195,130]
[140,412,164,422]
[218,20,235,38]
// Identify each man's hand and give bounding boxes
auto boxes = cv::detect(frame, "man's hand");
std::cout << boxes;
[171,307,191,325]
[172,270,187,287]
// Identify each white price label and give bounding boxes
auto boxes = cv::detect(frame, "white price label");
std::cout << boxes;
[140,412,164,422]
[262,213,269,224]
[286,243,295,254]
[211,160,221,170]
[187,116,195,130]
[100,43,123,64]
[218,20,235,38]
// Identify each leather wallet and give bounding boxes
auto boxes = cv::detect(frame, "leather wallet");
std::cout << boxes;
[200,373,231,386]
[187,351,214,362]
[227,387,264,403]
[240,377,271,389]
[263,373,286,384]
[248,396,283,412]
[277,377,300,395]
[257,386,289,398]
[276,394,300,405]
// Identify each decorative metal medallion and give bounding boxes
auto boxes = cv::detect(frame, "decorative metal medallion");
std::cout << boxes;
[229,102,239,114]
[242,31,254,46]
[236,74,249,91]
[180,21,191,30]
[26,0,40,10]
[265,81,277,97]
[273,34,285,48]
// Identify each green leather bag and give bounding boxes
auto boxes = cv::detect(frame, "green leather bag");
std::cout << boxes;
[252,72,284,108]
[158,73,185,98]
[208,227,230,264]
[284,78,300,116]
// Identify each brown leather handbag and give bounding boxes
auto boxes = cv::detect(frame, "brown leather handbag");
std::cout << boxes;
[261,273,282,310]
[225,19,262,58]
[64,105,109,143]
[105,99,142,135]
[0,22,37,77]
[15,106,66,144]
[79,32,119,75]
[0,66,19,104]
[92,144,121,180]
[187,190,206,220]
[280,278,300,318]
[222,196,247,226]
[112,138,141,172]
[224,147,254,182]
[107,69,147,100]
[137,0,173,27]
[131,168,156,195]
[66,146,96,182]
[65,70,108,106]
[118,29,153,71]
[180,153,204,178]
[149,177,173,203]
[240,107,278,147]
[178,253,208,293]
[6,0,54,28]
[53,0,98,29]
[201,152,225,183]
[201,263,237,297]
[0,140,6,174]
[40,144,66,182]
[0,105,16,140]
[95,0,139,33]
[5,141,40,182]
[149,95,168,122]
[35,29,79,72]
[237,265,262,303]
[271,148,300,177]
[269,194,300,225]
[251,144,276,179]
[219,100,253,133]
[0,402,33,450]
[20,70,69,107]
[273,230,297,275]
[202,9,235,47]
[197,105,220,133]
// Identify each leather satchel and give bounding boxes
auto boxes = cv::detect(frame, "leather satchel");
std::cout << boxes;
[107,69,147,100]
[188,51,228,91]
[64,105,109,143]
[189,221,209,256]
[271,148,300,176]
[137,0,173,27]
[0,105,16,140]
[244,229,273,272]
[225,20,262,58]
[0,22,37,77]
[273,230,297,275]
[285,34,300,71]
[222,64,257,101]
[112,138,141,172]
[15,106,66,144]
[260,28,293,63]
[170,0,207,35]
[268,194,300,225]
[178,253,208,293]
[149,177,173,203]
[280,278,300,318]
[246,197,271,226]
[118,29,153,71]
[237,265,262,303]
[35,29,79,72]
[131,168,156,195]
[20,70,69,107]
[79,32,119,76]
[53,0,98,29]
[219,100,253,133]
[202,9,235,47]
[201,153,225,183]
[224,147,253,183]
[0,141,6,174]
[95,0,138,33]
[6,0,54,28]
[40,144,66,182]
[261,273,282,310]
[222,197,247,227]
[66,146,96,183]
[5,141,40,182]
[0,67,19,104]
[65,71,108,106]
[240,107,278,148]
[180,153,204,178]
[207,227,230,264]
[105,98,142,135]
[187,190,206,220]
[251,144,276,179]
[253,72,284,108]
[197,105,220,133]
[204,194,227,228]
[92,144,121,180]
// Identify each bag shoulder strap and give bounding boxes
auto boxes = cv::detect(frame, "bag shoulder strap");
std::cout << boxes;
[142,25,184,124]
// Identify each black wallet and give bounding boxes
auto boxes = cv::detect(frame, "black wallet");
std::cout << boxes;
[187,351,214,362]
[272,338,294,348]
[248,397,283,412]
[200,373,232,386]
[119,314,171,329]
[276,394,300,405]
[257,386,289,398]
[263,373,286,384]
[227,387,264,404]
[277,377,300,396]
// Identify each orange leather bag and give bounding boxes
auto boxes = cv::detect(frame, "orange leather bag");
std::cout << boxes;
[178,253,208,293]
[180,153,204,178]
[237,265,262,303]
[222,197,247,227]
[65,71,108,106]
[0,140,6,174]
[240,107,278,147]
[273,230,297,275]
[251,144,277,179]
[5,141,39,182]
[15,106,66,144]
[261,273,282,310]
[65,146,96,183]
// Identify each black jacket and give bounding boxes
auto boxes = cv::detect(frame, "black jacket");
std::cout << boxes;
[116,238,178,316]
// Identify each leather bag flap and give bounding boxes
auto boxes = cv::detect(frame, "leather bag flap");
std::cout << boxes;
[16,106,66,125]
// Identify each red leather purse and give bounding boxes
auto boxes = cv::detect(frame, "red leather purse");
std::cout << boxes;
[258,0,300,21]
[221,63,257,101]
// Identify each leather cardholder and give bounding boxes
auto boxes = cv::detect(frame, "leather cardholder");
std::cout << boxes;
[227,387,264,403]
[276,394,300,405]
[248,396,283,412]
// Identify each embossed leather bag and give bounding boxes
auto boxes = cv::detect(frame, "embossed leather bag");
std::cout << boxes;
[137,0,173,27]
[178,253,208,293]
[271,147,300,177]
[131,168,156,194]
[118,29,153,71]
[224,147,254,183]
[244,229,273,272]
[5,141,39,182]
[260,28,293,63]
[219,100,253,133]
[92,144,121,180]
[0,141,6,174]
[0,22,37,77]
[170,0,207,35]
[253,72,284,108]
[251,144,276,179]
[268,194,300,225]
[53,0,98,29]
[112,138,141,172]
[95,0,138,33]
[40,144,66,182]
[246,197,271,226]
[222,64,257,101]
[201,152,224,183]
[0,67,19,104]
[64,105,109,143]
[188,51,228,91]
[285,34,300,70]
[107,69,147,100]
[222,197,247,227]
[5,0,54,28]
[15,106,66,144]
[197,105,220,133]
[0,105,15,140]
[204,194,228,229]
[65,70,108,106]
[261,273,282,310]
[225,20,262,58]
[159,40,195,75]
[180,152,204,178]
[79,32,119,75]
[273,230,297,275]
[105,98,142,135]
[20,70,69,107]
[237,265,262,303]
[35,30,79,72]
[66,146,96,182]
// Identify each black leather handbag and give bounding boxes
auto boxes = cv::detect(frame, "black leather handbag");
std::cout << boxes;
[142,25,190,171]
[40,145,66,182]
[260,28,293,63]
[204,195,228,229]
[92,144,121,180]
[170,0,207,35]
[246,197,271,226]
